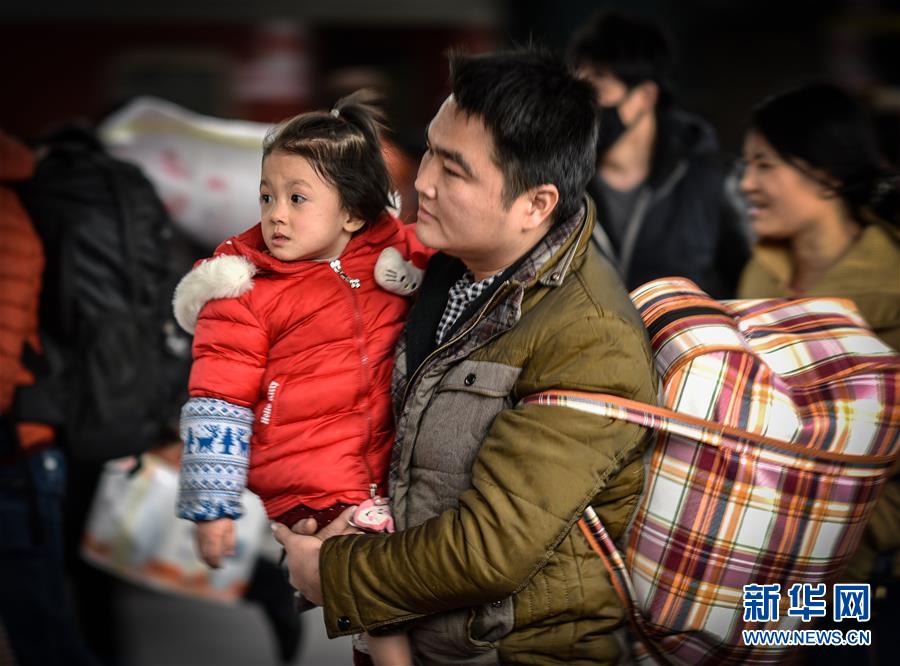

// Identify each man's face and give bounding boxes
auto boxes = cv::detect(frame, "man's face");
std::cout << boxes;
[414,96,526,273]
[576,65,653,123]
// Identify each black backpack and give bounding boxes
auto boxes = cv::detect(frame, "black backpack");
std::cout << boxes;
[15,127,192,462]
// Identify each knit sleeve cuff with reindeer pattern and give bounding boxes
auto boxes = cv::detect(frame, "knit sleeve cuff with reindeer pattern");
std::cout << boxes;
[176,397,254,521]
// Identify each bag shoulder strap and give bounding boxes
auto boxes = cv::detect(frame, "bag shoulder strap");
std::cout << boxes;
[520,390,896,466]
[579,506,672,665]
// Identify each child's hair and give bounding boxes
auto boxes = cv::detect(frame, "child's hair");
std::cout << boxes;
[263,90,393,224]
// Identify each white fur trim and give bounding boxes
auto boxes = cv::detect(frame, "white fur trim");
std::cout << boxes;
[173,254,257,334]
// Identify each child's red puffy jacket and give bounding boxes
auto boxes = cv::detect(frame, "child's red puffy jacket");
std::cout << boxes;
[173,214,427,519]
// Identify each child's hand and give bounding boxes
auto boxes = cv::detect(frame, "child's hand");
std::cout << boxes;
[195,518,236,569]
[289,506,363,538]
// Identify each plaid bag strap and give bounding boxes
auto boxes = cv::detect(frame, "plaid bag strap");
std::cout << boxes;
[521,389,693,665]
[523,389,761,452]
[578,506,672,665]
[520,390,896,465]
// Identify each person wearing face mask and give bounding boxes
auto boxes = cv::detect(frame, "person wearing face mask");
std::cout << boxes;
[568,10,750,298]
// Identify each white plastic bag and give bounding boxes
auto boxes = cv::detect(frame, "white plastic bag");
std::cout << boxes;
[81,454,267,604]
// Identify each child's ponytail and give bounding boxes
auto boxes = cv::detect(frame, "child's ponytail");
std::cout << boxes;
[331,89,386,156]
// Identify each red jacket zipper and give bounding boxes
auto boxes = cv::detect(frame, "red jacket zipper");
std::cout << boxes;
[330,259,377,495]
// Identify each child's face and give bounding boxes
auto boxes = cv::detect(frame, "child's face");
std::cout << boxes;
[259,151,364,261]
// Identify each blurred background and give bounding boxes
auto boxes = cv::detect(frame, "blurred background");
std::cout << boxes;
[2,1,899,665]
[3,0,899,163]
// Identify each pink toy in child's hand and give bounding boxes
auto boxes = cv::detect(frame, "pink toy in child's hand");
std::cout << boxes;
[349,498,395,533]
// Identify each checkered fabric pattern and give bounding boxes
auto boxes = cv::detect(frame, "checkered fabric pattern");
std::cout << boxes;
[389,209,583,489]
[523,277,900,665]
[435,270,498,345]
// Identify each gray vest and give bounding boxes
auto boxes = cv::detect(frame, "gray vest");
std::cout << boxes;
[392,351,522,663]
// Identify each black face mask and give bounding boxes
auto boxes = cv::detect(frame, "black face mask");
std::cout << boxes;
[596,104,627,155]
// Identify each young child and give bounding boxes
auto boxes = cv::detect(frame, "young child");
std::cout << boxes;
[172,92,424,665]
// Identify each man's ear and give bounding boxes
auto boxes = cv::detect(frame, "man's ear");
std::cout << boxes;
[343,216,366,233]
[523,184,560,230]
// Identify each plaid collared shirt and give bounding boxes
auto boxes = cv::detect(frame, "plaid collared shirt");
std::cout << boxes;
[435,270,498,345]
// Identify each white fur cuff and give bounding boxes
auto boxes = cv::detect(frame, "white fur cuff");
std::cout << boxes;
[173,254,257,334]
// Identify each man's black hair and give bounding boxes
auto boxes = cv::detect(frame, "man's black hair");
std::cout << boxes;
[568,10,676,108]
[449,48,599,225]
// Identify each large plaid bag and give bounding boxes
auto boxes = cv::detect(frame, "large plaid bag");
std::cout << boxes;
[522,278,900,665]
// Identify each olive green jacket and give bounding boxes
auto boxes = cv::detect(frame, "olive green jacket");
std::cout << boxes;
[737,222,900,351]
[320,199,657,665]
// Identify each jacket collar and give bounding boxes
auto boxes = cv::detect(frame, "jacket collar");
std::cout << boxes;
[536,195,596,287]
[401,196,595,378]
[648,108,718,188]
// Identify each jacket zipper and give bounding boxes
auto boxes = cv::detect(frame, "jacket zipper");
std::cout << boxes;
[616,187,653,277]
[329,258,361,289]
[330,259,377,493]
[400,282,515,409]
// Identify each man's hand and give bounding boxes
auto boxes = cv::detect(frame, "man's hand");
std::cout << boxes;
[195,518,236,569]
[271,506,359,605]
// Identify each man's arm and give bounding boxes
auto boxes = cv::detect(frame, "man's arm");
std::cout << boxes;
[318,313,656,637]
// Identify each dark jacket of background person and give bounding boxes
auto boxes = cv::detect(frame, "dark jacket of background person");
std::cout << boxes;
[569,10,750,299]
[319,201,657,665]
[588,107,749,298]
[0,131,100,666]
